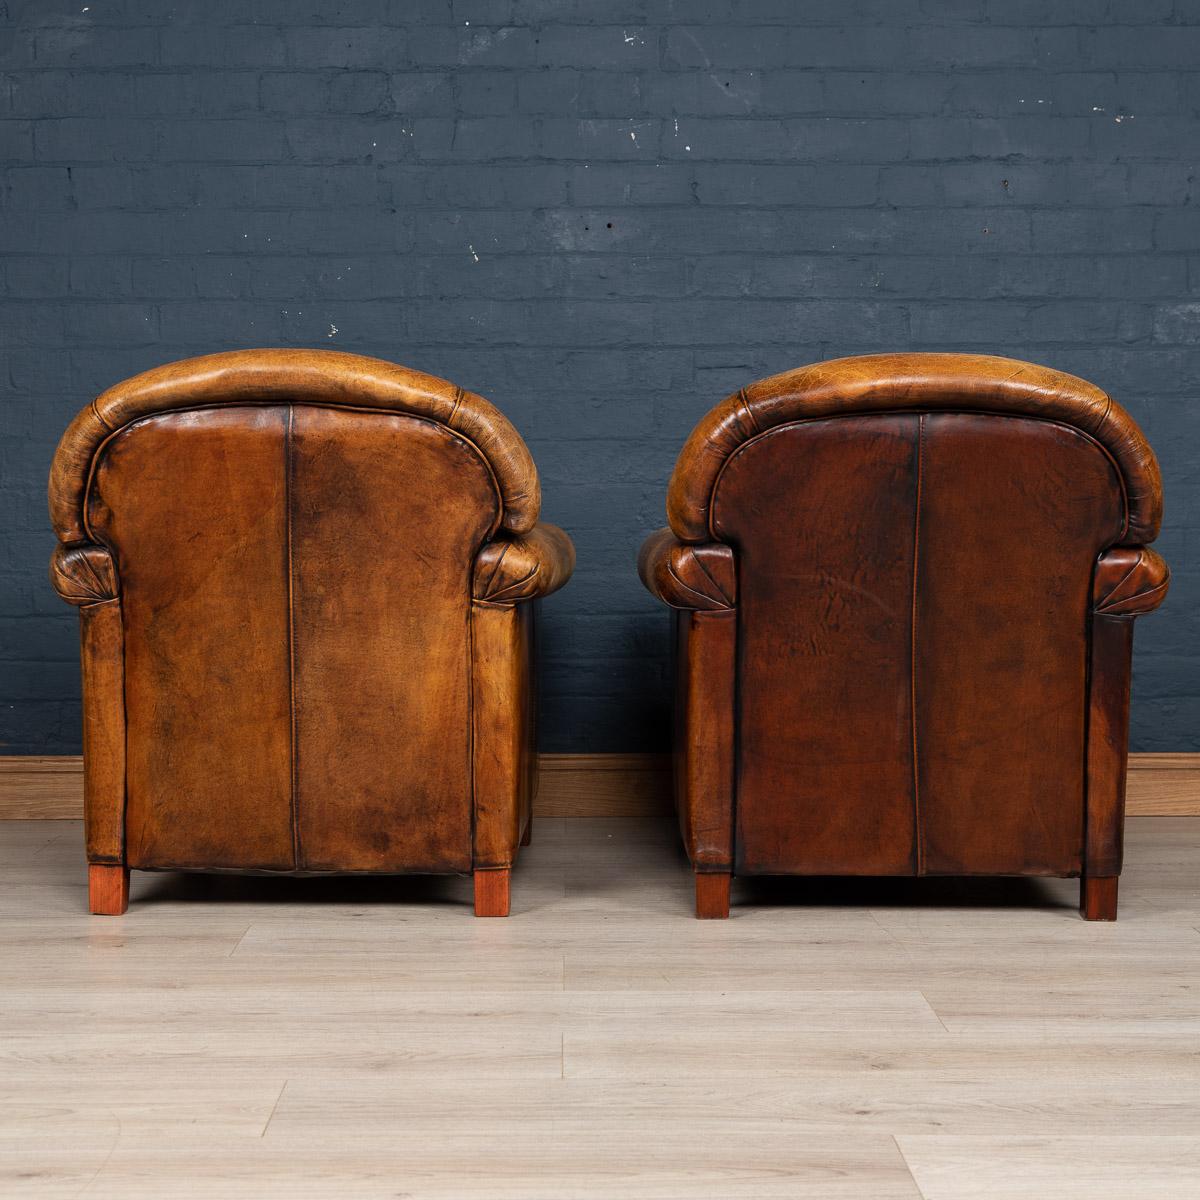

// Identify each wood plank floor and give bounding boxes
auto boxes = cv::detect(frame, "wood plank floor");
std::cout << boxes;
[1,816,1198,1198]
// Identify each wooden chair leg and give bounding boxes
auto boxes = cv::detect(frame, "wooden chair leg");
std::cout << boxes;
[1081,876,1118,921]
[520,814,532,847]
[89,863,129,915]
[474,868,510,917]
[695,871,731,919]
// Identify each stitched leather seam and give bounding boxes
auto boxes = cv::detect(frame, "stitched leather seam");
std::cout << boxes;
[79,550,113,600]
[911,414,925,876]
[1097,577,1168,615]
[1096,553,1142,611]
[666,558,724,609]
[448,386,464,431]
[690,549,733,607]
[480,541,511,597]
[1106,581,1170,613]
[54,547,116,601]
[486,562,541,602]
[1097,394,1133,542]
[285,405,300,871]
[77,552,105,598]
[738,389,760,436]
[1132,580,1170,609]
[90,398,114,431]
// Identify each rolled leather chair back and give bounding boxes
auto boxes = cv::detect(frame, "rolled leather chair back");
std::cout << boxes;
[665,353,1164,878]
[49,349,543,874]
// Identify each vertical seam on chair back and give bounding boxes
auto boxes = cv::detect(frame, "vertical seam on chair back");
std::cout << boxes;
[285,403,301,870]
[911,414,926,876]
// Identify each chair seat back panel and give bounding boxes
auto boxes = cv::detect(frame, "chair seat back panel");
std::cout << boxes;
[87,404,499,874]
[290,405,496,873]
[90,407,295,871]
[714,410,1125,878]
[915,413,1124,876]
[715,415,920,876]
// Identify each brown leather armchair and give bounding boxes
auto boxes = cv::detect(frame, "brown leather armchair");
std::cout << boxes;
[50,349,573,917]
[640,353,1168,921]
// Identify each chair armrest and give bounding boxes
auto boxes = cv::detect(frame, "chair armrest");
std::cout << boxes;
[637,527,735,611]
[473,522,575,603]
[1093,546,1169,617]
[50,543,119,606]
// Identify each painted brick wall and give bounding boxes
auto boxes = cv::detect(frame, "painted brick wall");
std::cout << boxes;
[2,0,1196,754]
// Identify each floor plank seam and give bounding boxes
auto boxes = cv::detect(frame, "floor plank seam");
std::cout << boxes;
[893,1133,929,1199]
[920,991,951,1034]
[261,1080,288,1139]
[77,1113,122,1197]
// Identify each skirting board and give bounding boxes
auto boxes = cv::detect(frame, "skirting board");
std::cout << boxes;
[0,752,1197,820]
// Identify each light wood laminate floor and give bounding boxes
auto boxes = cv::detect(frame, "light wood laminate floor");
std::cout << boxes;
[1,816,1198,1198]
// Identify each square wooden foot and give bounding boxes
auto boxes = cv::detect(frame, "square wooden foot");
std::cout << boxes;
[695,871,731,919]
[89,863,129,915]
[1080,875,1118,921]
[474,868,510,917]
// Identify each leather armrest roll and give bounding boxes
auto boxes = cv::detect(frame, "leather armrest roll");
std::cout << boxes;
[1093,545,1170,617]
[50,543,119,606]
[473,522,575,603]
[638,527,735,611]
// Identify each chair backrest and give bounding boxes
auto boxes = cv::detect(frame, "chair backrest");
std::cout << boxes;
[667,353,1162,878]
[49,349,540,874]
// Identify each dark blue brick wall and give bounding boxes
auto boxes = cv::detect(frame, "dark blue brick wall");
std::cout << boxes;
[2,0,1196,754]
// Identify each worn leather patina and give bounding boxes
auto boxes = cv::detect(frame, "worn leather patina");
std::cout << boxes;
[641,353,1168,920]
[51,349,573,917]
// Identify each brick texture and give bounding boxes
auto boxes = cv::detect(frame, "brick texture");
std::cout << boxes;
[2,0,1196,753]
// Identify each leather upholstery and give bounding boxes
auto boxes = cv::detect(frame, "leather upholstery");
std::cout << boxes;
[50,350,571,896]
[474,523,576,603]
[667,352,1162,545]
[637,529,735,611]
[49,544,118,605]
[672,608,735,873]
[49,348,541,543]
[1084,549,1169,890]
[642,353,1168,916]
[1093,546,1170,616]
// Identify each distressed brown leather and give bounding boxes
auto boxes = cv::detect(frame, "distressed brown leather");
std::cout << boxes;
[49,349,571,903]
[1086,545,1171,885]
[1093,546,1170,616]
[474,523,575,603]
[642,353,1168,918]
[50,544,119,604]
[667,352,1162,546]
[50,349,541,543]
[637,529,735,611]
[673,609,736,873]
[49,543,126,864]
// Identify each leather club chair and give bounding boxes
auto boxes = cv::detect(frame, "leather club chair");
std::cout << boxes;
[640,353,1168,921]
[49,349,573,917]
